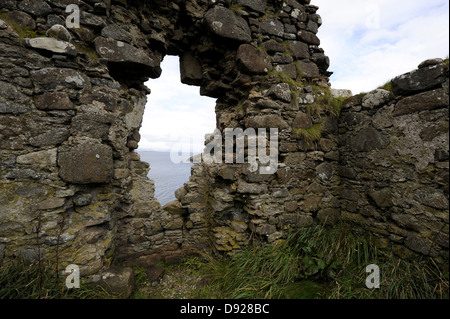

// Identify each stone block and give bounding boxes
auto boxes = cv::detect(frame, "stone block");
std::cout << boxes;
[17,148,57,166]
[391,63,447,96]
[393,88,448,116]
[33,92,75,110]
[94,36,162,78]
[180,52,203,85]
[58,142,113,184]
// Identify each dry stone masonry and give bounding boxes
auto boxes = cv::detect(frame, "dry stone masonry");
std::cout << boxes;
[0,0,448,286]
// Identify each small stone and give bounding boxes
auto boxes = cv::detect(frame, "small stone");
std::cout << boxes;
[34,92,75,110]
[163,200,187,216]
[17,148,57,166]
[36,198,65,210]
[46,24,72,42]
[237,181,268,194]
[92,266,135,299]
[368,188,393,208]
[24,37,77,56]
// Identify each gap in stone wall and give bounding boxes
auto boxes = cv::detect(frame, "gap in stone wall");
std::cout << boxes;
[138,55,216,206]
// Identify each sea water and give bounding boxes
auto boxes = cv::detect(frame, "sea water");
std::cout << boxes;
[138,151,193,206]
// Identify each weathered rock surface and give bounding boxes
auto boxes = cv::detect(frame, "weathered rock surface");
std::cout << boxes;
[58,142,114,184]
[0,0,447,290]
[205,6,252,43]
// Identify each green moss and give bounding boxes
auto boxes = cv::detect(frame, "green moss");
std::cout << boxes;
[293,123,323,142]
[0,13,44,40]
[73,42,99,61]
[377,80,396,96]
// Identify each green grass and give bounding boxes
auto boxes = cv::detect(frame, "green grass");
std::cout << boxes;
[3,224,447,299]
[377,80,396,96]
[0,260,118,299]
[193,223,449,299]
[293,123,323,143]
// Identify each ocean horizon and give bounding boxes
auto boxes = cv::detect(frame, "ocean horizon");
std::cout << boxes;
[138,150,194,206]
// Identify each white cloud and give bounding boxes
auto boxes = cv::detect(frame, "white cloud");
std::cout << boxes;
[315,0,449,93]
[139,55,217,152]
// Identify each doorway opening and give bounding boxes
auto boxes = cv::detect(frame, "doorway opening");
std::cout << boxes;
[137,55,216,206]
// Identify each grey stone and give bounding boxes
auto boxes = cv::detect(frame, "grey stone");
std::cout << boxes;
[205,6,251,43]
[81,11,107,29]
[17,148,57,166]
[24,37,77,56]
[236,44,272,74]
[349,126,389,152]
[316,162,334,180]
[260,19,284,37]
[414,187,448,210]
[368,188,393,208]
[287,40,309,59]
[297,30,320,45]
[31,68,87,90]
[361,89,394,109]
[36,198,66,210]
[405,235,436,257]
[180,52,203,85]
[58,142,114,184]
[0,19,8,30]
[92,266,135,299]
[391,63,447,95]
[393,88,448,116]
[266,83,292,103]
[29,128,70,147]
[46,24,72,42]
[312,52,330,72]
[101,24,132,43]
[245,114,289,130]
[0,101,30,114]
[94,37,162,79]
[262,39,285,53]
[237,0,267,14]
[73,193,93,206]
[237,181,268,194]
[163,200,187,216]
[297,60,320,79]
[18,0,52,17]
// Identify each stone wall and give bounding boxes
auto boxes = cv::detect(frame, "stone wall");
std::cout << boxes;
[0,0,448,281]
[339,59,449,263]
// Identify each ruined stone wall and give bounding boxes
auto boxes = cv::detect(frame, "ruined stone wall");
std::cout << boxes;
[0,0,448,281]
[339,59,449,263]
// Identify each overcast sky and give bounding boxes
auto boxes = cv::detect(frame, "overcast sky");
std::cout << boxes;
[138,0,449,152]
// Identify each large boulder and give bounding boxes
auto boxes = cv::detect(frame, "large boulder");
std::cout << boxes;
[236,44,272,74]
[205,6,252,43]
[391,61,447,96]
